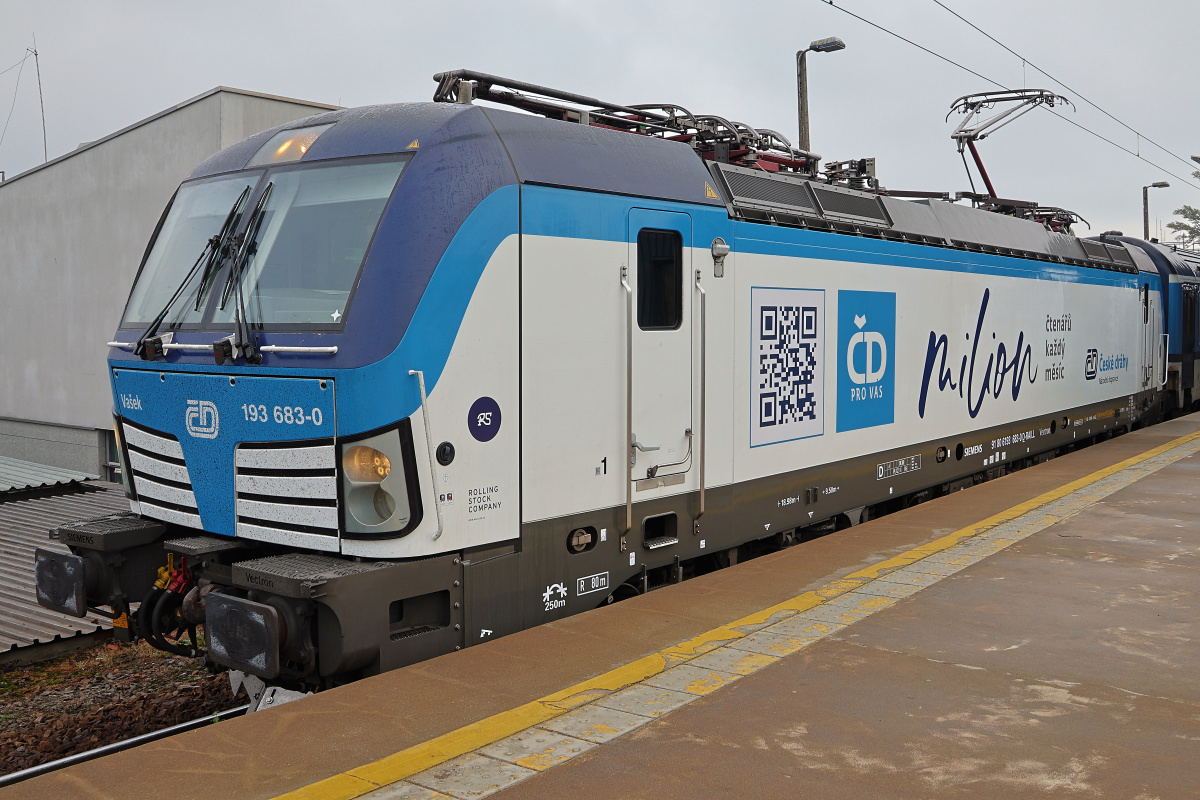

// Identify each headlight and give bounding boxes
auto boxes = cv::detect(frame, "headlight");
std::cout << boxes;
[339,430,411,534]
[343,446,391,482]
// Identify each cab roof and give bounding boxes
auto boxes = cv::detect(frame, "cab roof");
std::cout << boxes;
[189,102,725,209]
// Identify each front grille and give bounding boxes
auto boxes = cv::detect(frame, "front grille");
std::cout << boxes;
[123,423,202,530]
[235,440,338,541]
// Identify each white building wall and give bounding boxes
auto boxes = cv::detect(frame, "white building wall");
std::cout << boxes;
[0,88,337,473]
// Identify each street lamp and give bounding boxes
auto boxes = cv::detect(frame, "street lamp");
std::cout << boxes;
[1143,181,1169,240]
[1192,155,1200,165]
[797,36,846,153]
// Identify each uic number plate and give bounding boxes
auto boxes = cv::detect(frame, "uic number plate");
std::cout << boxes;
[877,454,921,480]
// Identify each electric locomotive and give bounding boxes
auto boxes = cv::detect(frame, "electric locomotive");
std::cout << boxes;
[34,70,1171,695]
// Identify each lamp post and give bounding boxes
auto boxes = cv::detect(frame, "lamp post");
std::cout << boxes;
[1143,181,1170,240]
[797,36,846,153]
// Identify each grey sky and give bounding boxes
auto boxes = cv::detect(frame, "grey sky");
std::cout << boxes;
[2,1,1197,239]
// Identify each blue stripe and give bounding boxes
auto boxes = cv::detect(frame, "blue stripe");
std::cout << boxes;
[523,184,1136,289]
[334,184,519,434]
[735,225,1133,287]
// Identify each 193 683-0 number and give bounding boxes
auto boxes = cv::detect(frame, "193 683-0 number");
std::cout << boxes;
[242,404,324,426]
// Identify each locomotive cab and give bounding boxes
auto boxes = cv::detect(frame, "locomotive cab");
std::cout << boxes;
[38,103,531,685]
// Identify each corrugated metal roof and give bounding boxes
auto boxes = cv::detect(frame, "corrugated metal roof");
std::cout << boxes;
[0,483,131,656]
[0,455,99,494]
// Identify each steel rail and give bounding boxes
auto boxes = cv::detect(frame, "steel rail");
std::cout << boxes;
[0,704,249,788]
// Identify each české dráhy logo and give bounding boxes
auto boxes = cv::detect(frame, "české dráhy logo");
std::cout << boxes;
[1084,348,1098,380]
[185,399,219,439]
[837,290,895,432]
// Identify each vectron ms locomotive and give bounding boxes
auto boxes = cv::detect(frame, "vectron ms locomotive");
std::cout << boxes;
[34,71,1181,693]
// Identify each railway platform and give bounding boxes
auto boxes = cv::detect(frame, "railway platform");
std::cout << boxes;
[9,417,1200,800]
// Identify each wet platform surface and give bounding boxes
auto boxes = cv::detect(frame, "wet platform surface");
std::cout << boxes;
[12,418,1200,800]
[493,434,1200,799]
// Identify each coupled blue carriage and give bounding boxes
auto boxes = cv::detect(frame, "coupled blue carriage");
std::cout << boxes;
[33,70,1180,700]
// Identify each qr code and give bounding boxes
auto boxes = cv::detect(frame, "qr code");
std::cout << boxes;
[759,305,819,424]
[751,288,824,446]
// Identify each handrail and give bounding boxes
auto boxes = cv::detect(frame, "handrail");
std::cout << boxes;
[408,369,444,540]
[259,345,338,355]
[1160,333,1170,389]
[621,265,634,535]
[695,268,707,528]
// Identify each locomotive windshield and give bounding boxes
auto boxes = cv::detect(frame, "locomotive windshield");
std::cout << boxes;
[122,156,408,330]
[122,173,260,327]
[213,159,407,327]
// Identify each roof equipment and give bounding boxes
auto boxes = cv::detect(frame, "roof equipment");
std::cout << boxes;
[947,89,1072,199]
[432,69,821,176]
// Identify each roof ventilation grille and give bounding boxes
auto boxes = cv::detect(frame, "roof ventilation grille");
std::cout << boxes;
[810,184,892,227]
[714,163,818,215]
[1079,239,1112,262]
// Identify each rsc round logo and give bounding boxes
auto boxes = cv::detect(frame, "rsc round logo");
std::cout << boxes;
[468,397,501,442]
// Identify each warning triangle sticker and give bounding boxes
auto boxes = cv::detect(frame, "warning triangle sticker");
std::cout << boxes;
[704,182,719,199]
[406,139,420,149]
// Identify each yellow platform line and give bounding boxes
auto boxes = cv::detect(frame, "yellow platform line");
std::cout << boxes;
[275,427,1200,800]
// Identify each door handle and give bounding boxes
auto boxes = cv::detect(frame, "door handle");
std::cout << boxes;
[631,434,660,452]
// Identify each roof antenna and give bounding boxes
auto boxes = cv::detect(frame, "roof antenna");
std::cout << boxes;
[947,89,1071,199]
[31,34,46,162]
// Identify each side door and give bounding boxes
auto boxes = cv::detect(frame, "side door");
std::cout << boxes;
[1184,283,1198,390]
[1153,285,1166,388]
[626,209,693,482]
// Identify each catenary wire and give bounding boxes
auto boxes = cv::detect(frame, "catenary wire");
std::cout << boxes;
[0,52,30,78]
[0,50,28,149]
[820,1,1200,192]
[930,0,1200,177]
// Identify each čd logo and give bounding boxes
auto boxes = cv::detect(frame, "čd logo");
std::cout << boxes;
[186,399,220,439]
[837,291,896,432]
[847,314,888,386]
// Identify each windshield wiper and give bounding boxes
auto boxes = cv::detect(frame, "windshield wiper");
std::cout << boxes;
[133,187,251,360]
[194,186,251,311]
[215,183,272,365]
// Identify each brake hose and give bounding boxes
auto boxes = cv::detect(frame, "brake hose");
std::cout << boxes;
[151,588,202,659]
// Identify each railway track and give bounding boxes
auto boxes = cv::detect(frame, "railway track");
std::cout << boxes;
[0,704,248,788]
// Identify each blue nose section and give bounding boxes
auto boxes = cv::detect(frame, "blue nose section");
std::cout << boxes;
[113,369,336,536]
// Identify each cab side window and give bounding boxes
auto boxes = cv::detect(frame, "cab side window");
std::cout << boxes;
[637,229,683,331]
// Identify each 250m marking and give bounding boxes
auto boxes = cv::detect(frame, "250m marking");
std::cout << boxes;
[242,405,324,426]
